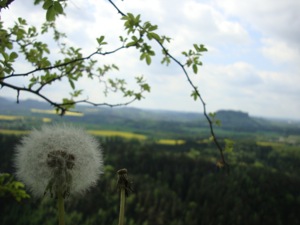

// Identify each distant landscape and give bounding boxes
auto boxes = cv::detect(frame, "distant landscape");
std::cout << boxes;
[1,97,300,225]
[1,97,300,144]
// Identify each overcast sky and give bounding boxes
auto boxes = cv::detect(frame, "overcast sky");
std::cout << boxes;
[1,0,300,120]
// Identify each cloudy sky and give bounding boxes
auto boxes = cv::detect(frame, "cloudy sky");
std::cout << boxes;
[1,0,300,119]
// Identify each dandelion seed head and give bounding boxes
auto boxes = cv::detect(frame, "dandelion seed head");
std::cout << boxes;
[14,124,103,198]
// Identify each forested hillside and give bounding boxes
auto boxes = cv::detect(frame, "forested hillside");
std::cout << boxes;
[1,134,300,225]
[1,97,300,139]
[1,97,300,225]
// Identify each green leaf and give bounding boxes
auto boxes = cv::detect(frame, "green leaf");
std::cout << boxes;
[70,89,83,97]
[46,6,56,21]
[127,13,134,20]
[0,0,8,8]
[2,52,9,61]
[134,14,141,25]
[96,36,107,46]
[43,0,53,9]
[199,44,208,52]
[62,98,75,109]
[69,79,75,89]
[215,120,222,126]
[97,35,105,45]
[192,64,198,74]
[191,90,198,101]
[124,90,134,97]
[17,17,27,25]
[53,1,64,14]
[145,55,151,65]
[147,32,160,41]
[135,93,143,100]
[126,41,136,48]
[53,1,63,14]
[140,53,146,60]
[131,35,138,42]
[9,52,18,61]
[148,25,158,31]
[186,59,192,67]
[141,83,151,92]
[112,64,119,70]
[161,56,171,66]
[193,44,200,51]
[0,67,4,79]
[15,28,25,41]
[209,112,216,118]
[182,51,188,57]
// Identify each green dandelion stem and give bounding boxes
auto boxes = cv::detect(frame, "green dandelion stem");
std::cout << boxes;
[118,188,126,225]
[57,191,65,225]
[117,168,132,225]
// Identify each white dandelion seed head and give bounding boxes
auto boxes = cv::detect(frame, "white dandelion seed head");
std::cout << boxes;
[14,124,103,198]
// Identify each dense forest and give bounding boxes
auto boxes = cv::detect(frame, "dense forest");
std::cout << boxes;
[1,133,300,225]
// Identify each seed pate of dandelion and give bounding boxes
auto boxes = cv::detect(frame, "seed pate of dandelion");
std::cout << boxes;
[14,123,103,198]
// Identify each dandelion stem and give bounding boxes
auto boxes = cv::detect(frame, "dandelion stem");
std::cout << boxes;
[57,191,65,225]
[118,188,126,225]
[117,168,132,225]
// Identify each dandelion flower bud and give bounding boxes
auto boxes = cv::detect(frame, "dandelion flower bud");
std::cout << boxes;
[14,124,103,198]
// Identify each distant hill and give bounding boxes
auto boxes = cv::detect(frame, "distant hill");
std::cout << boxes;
[0,97,300,138]
[215,110,262,131]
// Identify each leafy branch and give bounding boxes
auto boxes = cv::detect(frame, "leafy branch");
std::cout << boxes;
[108,0,229,170]
[1,0,229,169]
[0,17,150,114]
[0,0,15,10]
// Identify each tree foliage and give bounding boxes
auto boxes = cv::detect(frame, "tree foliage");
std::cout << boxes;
[1,135,300,225]
[0,173,30,202]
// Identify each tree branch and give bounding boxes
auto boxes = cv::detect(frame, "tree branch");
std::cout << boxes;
[107,0,229,171]
[4,46,126,79]
[0,80,140,115]
[156,43,229,170]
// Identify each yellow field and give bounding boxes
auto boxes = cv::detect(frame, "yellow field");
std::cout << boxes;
[0,129,147,140]
[0,129,187,145]
[197,138,213,144]
[31,108,84,116]
[42,117,52,123]
[256,141,284,148]
[87,130,147,140]
[0,129,29,135]
[0,115,23,120]
[156,139,185,145]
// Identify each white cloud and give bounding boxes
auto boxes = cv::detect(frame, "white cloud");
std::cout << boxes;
[214,0,300,47]
[182,61,300,118]
[261,38,300,65]
[161,1,250,56]
[182,1,250,44]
